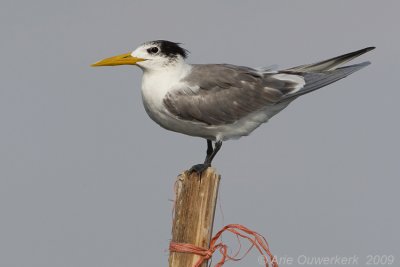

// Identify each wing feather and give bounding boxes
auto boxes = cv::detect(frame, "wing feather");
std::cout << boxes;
[163,48,374,126]
[163,64,303,125]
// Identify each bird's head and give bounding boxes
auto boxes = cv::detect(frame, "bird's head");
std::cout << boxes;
[91,40,189,71]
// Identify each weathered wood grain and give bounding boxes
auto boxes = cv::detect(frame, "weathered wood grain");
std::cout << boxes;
[169,168,221,267]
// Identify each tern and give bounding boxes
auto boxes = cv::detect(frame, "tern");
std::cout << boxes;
[92,40,374,173]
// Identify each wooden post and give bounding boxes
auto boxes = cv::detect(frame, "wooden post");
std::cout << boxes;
[169,168,221,267]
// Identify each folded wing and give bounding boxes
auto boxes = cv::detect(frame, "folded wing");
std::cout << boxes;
[163,64,304,125]
[163,47,374,125]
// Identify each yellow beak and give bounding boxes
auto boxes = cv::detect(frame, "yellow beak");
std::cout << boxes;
[91,53,146,67]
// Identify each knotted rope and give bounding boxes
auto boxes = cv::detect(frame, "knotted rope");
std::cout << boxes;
[169,224,278,267]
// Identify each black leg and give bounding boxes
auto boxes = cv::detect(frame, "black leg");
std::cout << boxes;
[189,139,222,174]
[204,140,222,166]
[206,139,213,157]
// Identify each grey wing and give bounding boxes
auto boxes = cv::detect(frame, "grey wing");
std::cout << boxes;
[278,47,375,101]
[286,47,374,72]
[163,64,303,125]
[163,48,374,126]
[279,62,370,102]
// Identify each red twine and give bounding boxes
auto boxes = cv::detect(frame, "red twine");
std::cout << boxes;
[169,224,278,267]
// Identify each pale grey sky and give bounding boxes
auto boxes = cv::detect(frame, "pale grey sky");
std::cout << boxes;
[1,1,399,266]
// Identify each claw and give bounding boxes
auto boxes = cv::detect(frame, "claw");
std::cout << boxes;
[189,163,210,176]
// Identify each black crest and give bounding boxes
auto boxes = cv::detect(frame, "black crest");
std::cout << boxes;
[152,40,189,59]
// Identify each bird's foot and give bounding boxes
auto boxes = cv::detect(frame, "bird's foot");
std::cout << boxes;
[189,163,210,176]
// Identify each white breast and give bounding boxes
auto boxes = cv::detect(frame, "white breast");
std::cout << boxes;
[140,63,192,129]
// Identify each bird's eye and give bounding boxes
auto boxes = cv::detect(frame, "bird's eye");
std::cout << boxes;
[147,47,159,54]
